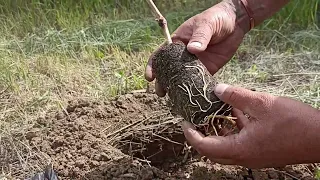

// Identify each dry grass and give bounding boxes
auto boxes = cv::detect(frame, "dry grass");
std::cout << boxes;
[219,49,320,109]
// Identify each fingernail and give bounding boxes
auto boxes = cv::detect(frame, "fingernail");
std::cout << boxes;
[171,33,177,38]
[214,83,229,97]
[189,42,202,48]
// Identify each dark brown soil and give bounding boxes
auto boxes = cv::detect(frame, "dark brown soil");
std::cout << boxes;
[11,89,317,179]
[150,41,231,126]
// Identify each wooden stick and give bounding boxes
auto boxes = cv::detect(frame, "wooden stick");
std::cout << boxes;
[147,0,172,44]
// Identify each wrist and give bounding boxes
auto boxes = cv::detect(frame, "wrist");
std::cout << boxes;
[222,0,290,34]
[222,0,253,34]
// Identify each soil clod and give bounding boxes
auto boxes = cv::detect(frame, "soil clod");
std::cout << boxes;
[151,41,233,134]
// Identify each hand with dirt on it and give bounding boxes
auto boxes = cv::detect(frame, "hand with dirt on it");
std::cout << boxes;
[182,83,320,168]
[145,0,248,97]
[144,0,290,97]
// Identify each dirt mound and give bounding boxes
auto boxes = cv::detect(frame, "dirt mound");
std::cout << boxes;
[17,91,317,179]
[86,158,168,179]
[26,91,170,178]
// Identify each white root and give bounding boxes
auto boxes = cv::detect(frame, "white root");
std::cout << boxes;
[176,64,236,134]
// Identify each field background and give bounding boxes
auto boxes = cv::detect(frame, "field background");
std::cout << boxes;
[0,0,319,179]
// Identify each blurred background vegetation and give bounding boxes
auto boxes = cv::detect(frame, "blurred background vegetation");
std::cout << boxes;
[0,0,318,55]
[0,0,318,107]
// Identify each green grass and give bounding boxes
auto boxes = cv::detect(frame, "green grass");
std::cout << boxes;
[0,0,319,179]
[0,0,318,57]
[316,168,320,180]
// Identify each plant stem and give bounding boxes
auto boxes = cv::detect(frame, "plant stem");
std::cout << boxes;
[147,0,172,44]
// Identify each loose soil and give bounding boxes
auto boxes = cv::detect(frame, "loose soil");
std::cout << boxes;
[8,88,318,179]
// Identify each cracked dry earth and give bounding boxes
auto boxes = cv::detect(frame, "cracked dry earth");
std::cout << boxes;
[17,90,318,179]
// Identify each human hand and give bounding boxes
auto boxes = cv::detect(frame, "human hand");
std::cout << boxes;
[182,84,320,168]
[145,0,249,97]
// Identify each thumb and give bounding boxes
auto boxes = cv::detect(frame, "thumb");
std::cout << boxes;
[187,21,213,54]
[213,83,272,117]
[182,121,241,160]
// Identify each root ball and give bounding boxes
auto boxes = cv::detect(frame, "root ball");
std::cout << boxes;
[151,41,231,126]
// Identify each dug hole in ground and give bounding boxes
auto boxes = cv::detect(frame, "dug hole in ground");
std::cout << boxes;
[2,83,318,180]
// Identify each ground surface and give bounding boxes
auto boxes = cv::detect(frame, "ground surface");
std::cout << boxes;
[2,87,317,180]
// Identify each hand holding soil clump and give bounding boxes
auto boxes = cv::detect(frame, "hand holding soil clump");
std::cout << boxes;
[147,0,235,135]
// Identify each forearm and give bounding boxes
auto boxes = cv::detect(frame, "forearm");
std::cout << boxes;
[223,0,290,33]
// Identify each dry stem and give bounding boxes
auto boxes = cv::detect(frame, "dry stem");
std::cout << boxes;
[147,0,172,44]
[106,118,149,138]
[152,133,184,146]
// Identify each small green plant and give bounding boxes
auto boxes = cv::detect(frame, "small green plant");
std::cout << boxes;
[315,168,320,179]
[245,64,269,83]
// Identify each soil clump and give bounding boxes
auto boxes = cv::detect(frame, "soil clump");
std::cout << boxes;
[150,41,232,128]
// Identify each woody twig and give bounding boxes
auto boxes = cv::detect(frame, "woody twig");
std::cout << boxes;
[147,0,172,44]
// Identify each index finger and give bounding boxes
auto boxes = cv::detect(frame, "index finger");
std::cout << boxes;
[214,84,276,118]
